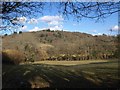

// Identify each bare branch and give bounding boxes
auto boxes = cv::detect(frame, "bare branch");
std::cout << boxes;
[1,1,119,34]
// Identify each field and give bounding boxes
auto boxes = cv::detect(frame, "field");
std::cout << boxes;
[2,59,119,88]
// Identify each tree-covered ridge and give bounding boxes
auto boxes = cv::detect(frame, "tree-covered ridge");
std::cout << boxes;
[2,30,117,64]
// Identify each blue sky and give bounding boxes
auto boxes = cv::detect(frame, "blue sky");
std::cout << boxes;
[1,2,119,36]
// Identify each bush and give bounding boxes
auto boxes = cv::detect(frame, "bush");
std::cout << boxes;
[19,31,22,34]
[40,34,44,37]
[46,29,50,32]
[14,32,17,34]
[2,49,25,65]
[4,34,7,36]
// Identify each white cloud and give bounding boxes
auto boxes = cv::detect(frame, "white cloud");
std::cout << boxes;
[12,16,27,24]
[20,26,27,30]
[40,15,64,30]
[40,15,63,23]
[28,25,63,32]
[39,27,49,30]
[28,18,38,24]
[91,33,102,36]
[29,27,40,32]
[50,25,63,30]
[49,21,59,25]
[97,33,102,35]
[112,25,119,31]
[18,17,27,23]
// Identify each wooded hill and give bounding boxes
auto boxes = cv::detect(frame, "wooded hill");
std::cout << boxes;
[2,30,118,64]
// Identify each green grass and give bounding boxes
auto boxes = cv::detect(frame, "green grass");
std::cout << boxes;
[2,60,119,88]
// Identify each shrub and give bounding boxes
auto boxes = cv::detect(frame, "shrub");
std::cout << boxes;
[14,32,17,34]
[19,31,22,34]
[40,34,44,37]
[46,29,50,32]
[4,34,7,36]
[102,34,107,36]
[94,35,98,37]
[2,49,25,65]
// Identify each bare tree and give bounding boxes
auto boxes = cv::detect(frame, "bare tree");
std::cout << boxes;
[1,2,44,31]
[2,2,44,21]
[59,2,119,21]
[1,1,120,32]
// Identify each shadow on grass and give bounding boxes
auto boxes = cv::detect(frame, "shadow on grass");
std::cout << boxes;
[2,63,119,88]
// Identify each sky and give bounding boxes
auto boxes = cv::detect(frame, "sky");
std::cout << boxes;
[1,2,119,36]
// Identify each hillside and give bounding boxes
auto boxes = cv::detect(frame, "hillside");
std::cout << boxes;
[2,30,117,64]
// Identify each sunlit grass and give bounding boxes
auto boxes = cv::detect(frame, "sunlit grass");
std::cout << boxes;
[30,59,116,66]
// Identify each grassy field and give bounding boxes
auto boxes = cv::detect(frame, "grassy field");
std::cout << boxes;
[31,60,112,65]
[2,59,119,88]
